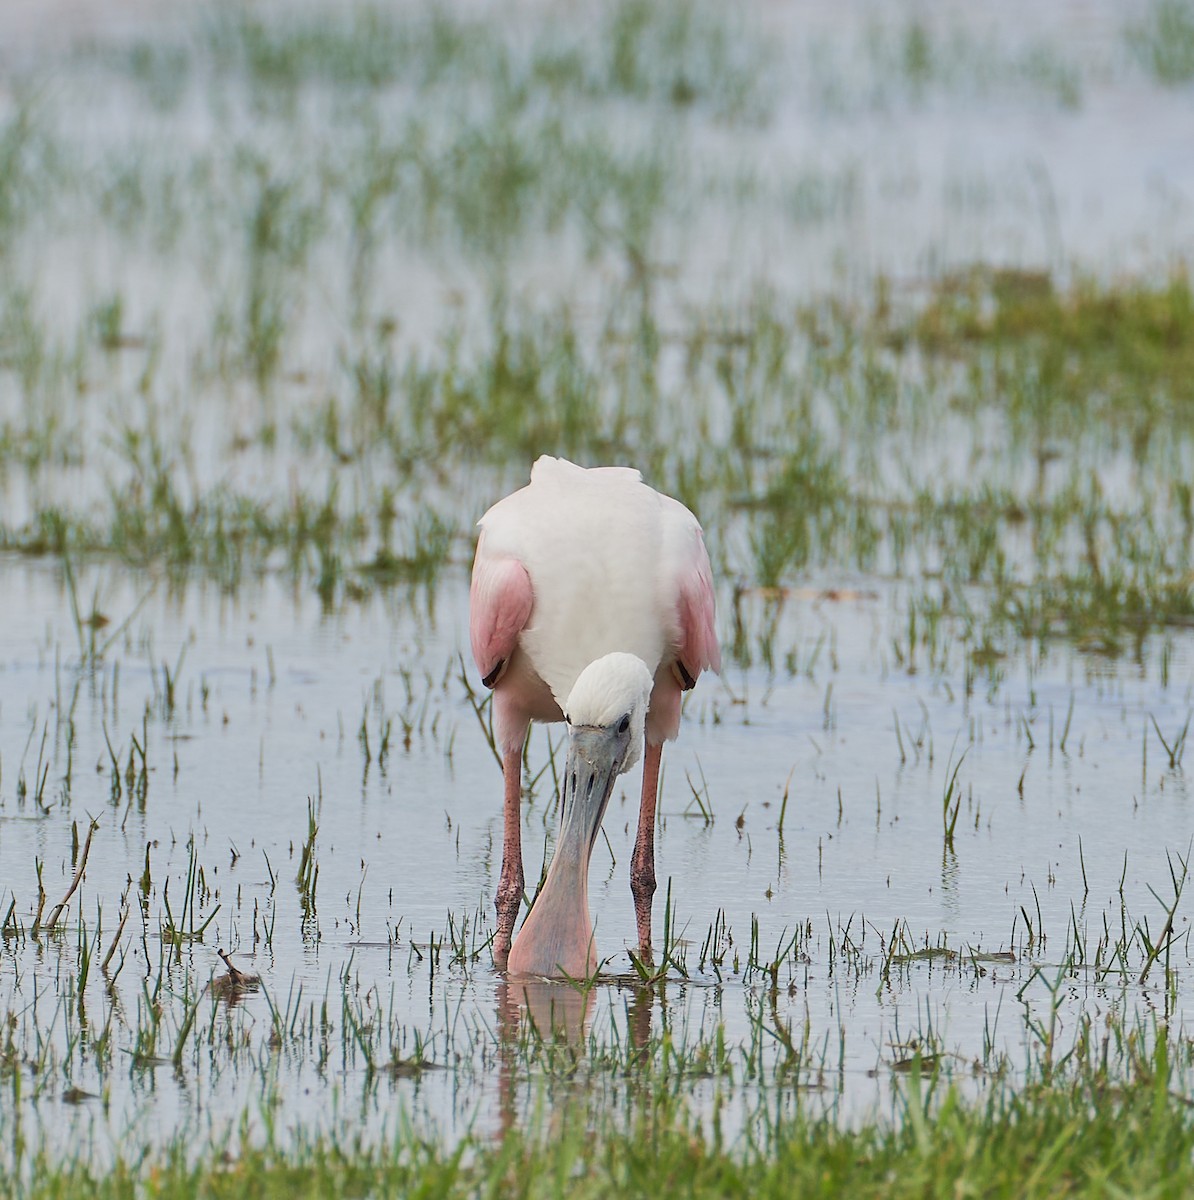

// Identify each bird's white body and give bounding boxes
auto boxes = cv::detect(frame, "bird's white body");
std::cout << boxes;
[481,461,668,703]
[472,456,718,752]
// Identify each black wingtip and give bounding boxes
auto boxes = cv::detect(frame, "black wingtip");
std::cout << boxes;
[677,660,696,690]
[481,660,504,688]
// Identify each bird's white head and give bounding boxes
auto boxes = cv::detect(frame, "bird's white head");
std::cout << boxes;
[563,652,653,772]
[506,653,653,978]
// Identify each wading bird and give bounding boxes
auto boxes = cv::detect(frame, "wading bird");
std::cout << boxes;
[469,456,719,976]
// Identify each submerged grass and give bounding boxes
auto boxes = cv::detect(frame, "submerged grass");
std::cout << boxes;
[1,269,1191,651]
[803,14,1086,114]
[200,0,772,120]
[861,15,1083,110]
[1127,0,1194,84]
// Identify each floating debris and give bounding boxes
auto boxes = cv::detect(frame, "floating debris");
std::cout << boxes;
[209,949,261,999]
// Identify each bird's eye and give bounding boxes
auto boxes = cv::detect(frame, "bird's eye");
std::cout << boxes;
[617,714,630,735]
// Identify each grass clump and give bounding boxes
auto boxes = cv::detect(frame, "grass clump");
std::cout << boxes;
[203,4,494,94]
[1127,0,1194,84]
[198,0,771,121]
[910,268,1194,430]
[740,435,862,588]
[598,0,771,119]
[807,16,1084,112]
[0,103,55,253]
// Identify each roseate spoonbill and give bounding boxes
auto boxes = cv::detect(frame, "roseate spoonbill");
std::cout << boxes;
[469,456,719,975]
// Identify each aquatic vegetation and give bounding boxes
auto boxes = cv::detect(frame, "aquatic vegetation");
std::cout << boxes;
[804,15,1086,113]
[5,1031,1194,1197]
[862,16,1084,110]
[1127,0,1194,84]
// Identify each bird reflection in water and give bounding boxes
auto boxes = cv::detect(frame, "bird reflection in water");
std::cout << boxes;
[494,976,661,1138]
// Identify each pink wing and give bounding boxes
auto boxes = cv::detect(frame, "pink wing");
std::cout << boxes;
[649,524,719,744]
[674,527,720,687]
[469,531,534,687]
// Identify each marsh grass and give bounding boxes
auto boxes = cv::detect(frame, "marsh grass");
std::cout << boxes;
[806,16,1085,113]
[0,100,60,255]
[0,264,1188,660]
[863,17,1084,110]
[5,809,1191,1101]
[4,1015,1194,1198]
[57,264,1183,656]
[911,268,1194,426]
[0,6,1186,669]
[200,0,772,120]
[1127,0,1194,84]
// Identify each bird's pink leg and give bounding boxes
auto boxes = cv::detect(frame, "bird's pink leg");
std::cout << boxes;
[493,744,525,970]
[631,741,663,960]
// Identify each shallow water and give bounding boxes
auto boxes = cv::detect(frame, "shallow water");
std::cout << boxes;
[1,555,1192,1161]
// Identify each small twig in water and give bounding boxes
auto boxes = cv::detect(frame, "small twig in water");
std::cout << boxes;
[37,816,98,932]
